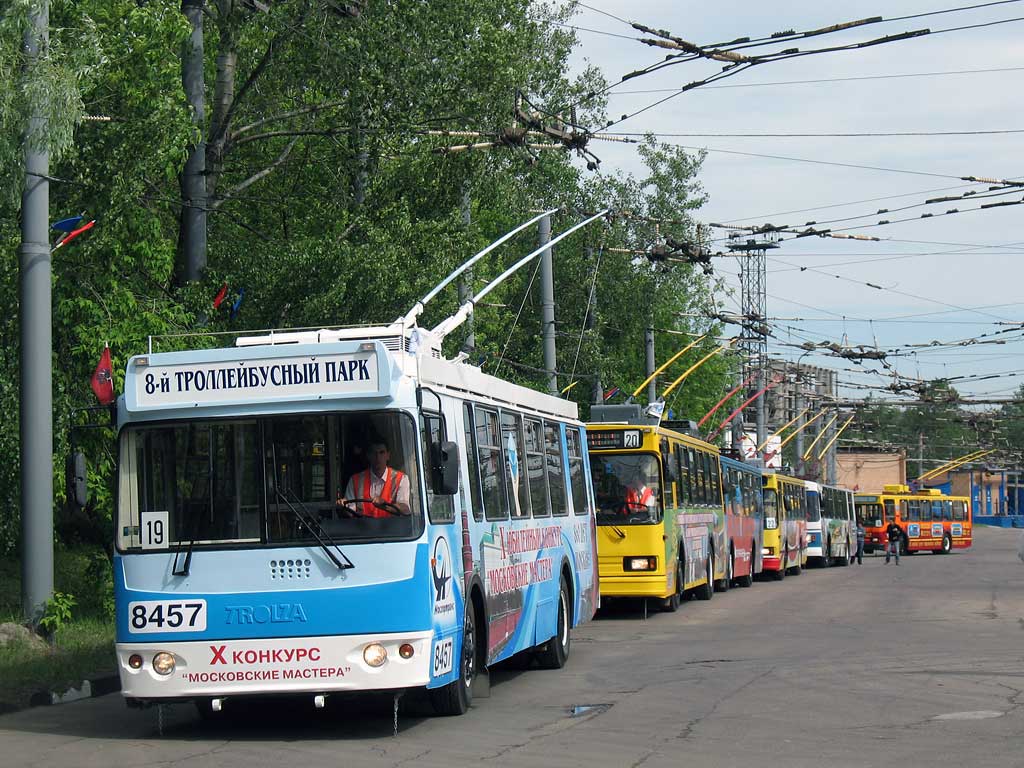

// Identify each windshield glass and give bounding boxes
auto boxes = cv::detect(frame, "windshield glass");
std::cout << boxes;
[856,503,884,527]
[590,453,661,525]
[117,411,424,551]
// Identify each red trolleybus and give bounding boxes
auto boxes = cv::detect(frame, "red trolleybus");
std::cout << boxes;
[856,484,971,555]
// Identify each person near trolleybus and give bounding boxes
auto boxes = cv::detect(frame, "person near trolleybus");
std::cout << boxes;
[339,437,411,517]
[855,520,866,565]
[623,472,656,516]
[885,520,902,565]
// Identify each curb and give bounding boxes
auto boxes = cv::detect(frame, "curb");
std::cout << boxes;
[14,675,121,713]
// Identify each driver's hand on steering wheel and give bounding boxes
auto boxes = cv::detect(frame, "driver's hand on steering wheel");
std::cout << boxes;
[336,496,357,518]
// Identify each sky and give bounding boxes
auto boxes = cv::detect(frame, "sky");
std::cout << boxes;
[564,0,1024,404]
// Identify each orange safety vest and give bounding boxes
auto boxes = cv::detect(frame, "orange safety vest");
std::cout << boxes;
[624,485,653,514]
[354,467,406,518]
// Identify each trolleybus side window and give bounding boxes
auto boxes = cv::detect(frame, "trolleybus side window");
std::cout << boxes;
[567,428,588,516]
[942,500,953,521]
[421,413,455,524]
[545,421,568,517]
[883,499,895,523]
[525,418,550,517]
[676,446,690,504]
[501,411,531,518]
[953,500,966,521]
[709,454,721,506]
[478,407,508,521]
[462,404,484,522]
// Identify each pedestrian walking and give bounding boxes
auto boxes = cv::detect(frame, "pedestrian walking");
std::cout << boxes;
[855,520,866,565]
[885,521,902,565]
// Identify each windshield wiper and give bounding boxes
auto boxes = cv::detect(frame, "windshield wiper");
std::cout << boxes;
[274,486,354,571]
[172,503,204,576]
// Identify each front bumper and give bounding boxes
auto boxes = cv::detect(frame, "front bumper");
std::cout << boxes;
[118,630,434,700]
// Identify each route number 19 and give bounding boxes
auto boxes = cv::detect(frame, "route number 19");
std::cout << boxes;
[140,511,169,550]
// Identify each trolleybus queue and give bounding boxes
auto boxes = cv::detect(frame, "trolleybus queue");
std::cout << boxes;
[90,213,972,721]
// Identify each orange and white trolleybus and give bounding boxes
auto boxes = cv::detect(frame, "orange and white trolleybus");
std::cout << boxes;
[855,484,971,555]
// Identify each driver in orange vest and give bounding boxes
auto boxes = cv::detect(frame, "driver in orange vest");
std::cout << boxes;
[339,438,411,517]
[623,475,655,515]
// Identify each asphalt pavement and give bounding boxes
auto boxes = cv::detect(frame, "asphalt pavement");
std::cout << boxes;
[2,526,1023,767]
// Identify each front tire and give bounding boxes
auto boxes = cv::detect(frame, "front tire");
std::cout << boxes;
[536,574,572,669]
[774,549,787,581]
[716,549,733,593]
[430,602,478,715]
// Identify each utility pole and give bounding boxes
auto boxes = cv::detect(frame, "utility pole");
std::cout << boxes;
[794,381,805,477]
[827,371,838,483]
[644,328,656,404]
[539,214,557,395]
[918,432,925,482]
[20,0,53,623]
[729,231,779,457]
[179,0,207,284]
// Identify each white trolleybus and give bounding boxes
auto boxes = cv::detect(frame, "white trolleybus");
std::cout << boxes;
[112,211,603,717]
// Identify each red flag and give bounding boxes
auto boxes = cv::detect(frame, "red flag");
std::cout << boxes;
[91,346,115,405]
[213,282,228,310]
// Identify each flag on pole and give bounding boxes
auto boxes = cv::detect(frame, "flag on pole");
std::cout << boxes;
[52,219,96,252]
[212,282,229,310]
[603,386,621,402]
[230,288,245,319]
[91,345,115,405]
[51,215,84,233]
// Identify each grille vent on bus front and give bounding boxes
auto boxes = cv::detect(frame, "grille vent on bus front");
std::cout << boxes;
[269,559,312,580]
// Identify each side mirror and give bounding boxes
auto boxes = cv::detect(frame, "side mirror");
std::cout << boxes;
[431,440,460,496]
[66,451,88,509]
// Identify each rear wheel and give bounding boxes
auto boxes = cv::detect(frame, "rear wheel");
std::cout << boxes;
[536,574,571,669]
[695,551,714,600]
[940,533,952,554]
[662,561,683,612]
[737,541,755,587]
[430,602,478,715]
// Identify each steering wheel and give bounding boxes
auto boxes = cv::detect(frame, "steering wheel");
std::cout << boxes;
[339,497,403,517]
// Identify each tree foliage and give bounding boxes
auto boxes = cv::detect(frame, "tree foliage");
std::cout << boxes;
[1,0,728,555]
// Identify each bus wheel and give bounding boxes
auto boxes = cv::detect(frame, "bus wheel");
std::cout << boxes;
[430,603,477,715]
[537,574,572,669]
[737,542,755,588]
[716,549,732,593]
[696,552,714,600]
[940,533,952,554]
[774,551,787,581]
[662,561,683,612]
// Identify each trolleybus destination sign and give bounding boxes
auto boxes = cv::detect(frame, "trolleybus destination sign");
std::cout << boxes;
[128,350,383,409]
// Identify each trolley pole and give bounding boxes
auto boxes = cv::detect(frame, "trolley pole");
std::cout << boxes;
[586,245,602,404]
[539,214,557,395]
[19,0,54,624]
[458,186,474,355]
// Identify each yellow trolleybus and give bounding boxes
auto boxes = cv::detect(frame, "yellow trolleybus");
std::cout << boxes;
[761,471,807,579]
[586,405,725,611]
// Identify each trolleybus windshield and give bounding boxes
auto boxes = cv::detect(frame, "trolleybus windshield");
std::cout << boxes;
[117,410,425,551]
[589,453,661,525]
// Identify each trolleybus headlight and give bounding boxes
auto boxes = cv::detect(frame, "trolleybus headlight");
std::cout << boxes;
[152,652,176,675]
[624,556,656,571]
[128,654,143,670]
[363,643,388,667]
[399,643,415,659]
